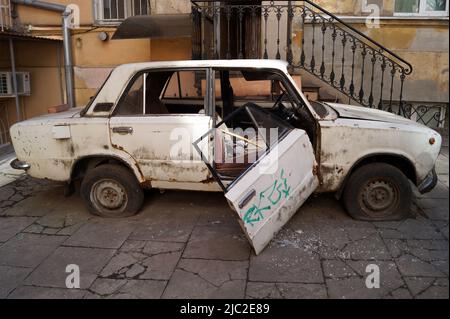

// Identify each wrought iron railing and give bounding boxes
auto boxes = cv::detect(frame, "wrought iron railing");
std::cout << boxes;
[0,0,12,31]
[191,0,413,116]
[396,102,447,128]
[94,0,150,25]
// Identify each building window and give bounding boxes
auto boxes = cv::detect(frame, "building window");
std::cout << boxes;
[94,0,150,25]
[394,0,449,16]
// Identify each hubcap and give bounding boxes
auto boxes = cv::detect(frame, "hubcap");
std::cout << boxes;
[91,179,127,212]
[362,180,397,212]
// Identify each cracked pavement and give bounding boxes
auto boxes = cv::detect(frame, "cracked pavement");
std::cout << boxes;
[0,145,448,299]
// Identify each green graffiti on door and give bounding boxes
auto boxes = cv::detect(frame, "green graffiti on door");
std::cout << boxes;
[243,169,291,226]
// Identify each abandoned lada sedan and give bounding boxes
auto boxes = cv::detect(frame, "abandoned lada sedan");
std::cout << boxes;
[10,60,441,254]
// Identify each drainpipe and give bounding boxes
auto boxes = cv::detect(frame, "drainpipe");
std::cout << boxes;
[9,38,21,121]
[12,0,75,108]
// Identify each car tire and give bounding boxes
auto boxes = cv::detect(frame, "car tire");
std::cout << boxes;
[342,163,412,221]
[80,164,144,218]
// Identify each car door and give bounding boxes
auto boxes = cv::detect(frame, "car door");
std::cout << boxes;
[109,68,212,183]
[194,104,319,254]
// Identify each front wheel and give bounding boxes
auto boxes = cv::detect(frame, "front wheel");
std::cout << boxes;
[342,163,412,221]
[81,164,144,218]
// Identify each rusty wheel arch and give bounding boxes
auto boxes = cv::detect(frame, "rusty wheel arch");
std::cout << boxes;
[69,155,139,184]
[335,153,417,200]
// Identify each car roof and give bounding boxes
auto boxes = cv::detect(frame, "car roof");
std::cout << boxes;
[114,59,289,73]
[84,59,293,117]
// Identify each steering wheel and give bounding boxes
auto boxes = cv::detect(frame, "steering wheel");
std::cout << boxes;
[272,92,286,109]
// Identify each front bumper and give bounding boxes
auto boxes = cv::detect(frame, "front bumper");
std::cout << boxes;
[418,168,438,194]
[10,158,30,171]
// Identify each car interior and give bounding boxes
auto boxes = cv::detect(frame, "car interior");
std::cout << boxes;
[114,67,318,183]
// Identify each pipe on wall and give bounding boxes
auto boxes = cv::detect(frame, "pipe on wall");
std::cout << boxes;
[11,0,75,108]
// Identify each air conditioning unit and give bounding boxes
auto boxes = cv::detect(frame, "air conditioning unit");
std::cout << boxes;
[0,72,31,96]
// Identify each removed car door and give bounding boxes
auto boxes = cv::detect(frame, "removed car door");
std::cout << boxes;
[194,104,319,254]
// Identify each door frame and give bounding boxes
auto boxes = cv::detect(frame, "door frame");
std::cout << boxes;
[192,103,294,192]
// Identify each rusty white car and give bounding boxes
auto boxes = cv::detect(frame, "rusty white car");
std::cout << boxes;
[10,60,441,254]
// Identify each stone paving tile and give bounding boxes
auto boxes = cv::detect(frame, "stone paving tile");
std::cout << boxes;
[163,258,247,299]
[0,216,36,242]
[24,246,116,289]
[416,285,449,299]
[340,233,391,260]
[86,278,166,299]
[322,259,358,278]
[376,218,446,241]
[246,282,327,299]
[0,146,448,299]
[100,241,184,280]
[130,207,199,243]
[414,181,449,200]
[415,198,449,221]
[2,186,65,217]
[64,219,137,249]
[347,260,405,292]
[183,224,251,261]
[396,254,447,278]
[0,266,33,298]
[404,277,437,296]
[0,233,67,268]
[8,286,87,299]
[21,195,92,237]
[248,244,323,284]
[326,277,389,299]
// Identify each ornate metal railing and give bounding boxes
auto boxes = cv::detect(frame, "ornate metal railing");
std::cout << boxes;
[394,102,447,128]
[191,0,413,116]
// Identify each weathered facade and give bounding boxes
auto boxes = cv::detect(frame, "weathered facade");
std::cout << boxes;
[315,0,449,127]
[0,0,448,147]
[192,0,448,128]
[0,0,192,146]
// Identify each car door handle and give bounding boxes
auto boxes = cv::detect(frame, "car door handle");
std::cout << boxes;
[112,127,133,135]
[239,189,256,209]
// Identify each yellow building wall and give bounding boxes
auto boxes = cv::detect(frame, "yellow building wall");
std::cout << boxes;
[150,37,192,61]
[71,28,152,106]
[292,0,449,103]
[0,39,64,143]
[16,0,93,26]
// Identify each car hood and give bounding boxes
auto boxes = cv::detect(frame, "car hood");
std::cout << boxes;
[325,102,423,126]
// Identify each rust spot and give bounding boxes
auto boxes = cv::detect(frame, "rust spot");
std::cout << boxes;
[140,180,152,189]
[66,143,75,157]
[201,176,216,184]
[111,143,124,151]
[312,164,319,176]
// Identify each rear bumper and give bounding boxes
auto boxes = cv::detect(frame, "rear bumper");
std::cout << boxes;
[10,158,30,171]
[418,168,438,194]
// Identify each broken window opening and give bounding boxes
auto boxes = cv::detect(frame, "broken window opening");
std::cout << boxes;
[114,69,208,116]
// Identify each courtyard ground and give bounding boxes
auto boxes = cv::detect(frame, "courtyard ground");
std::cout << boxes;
[0,136,448,299]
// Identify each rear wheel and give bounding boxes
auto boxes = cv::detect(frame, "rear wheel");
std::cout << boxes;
[81,164,144,217]
[343,163,412,221]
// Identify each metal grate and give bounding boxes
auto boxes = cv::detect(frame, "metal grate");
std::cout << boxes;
[0,0,12,31]
[192,0,413,116]
[0,73,8,95]
[94,0,150,25]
